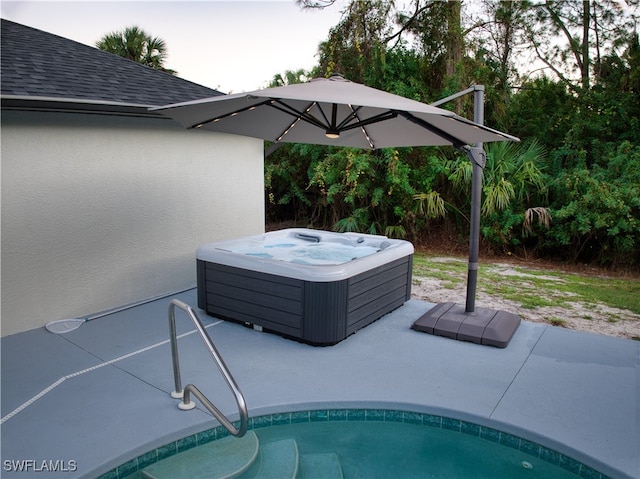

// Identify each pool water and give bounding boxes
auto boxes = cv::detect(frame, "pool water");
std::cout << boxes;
[238,242,380,265]
[115,410,596,479]
[249,421,581,479]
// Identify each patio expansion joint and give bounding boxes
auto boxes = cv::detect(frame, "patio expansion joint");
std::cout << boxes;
[0,320,224,425]
[488,325,548,419]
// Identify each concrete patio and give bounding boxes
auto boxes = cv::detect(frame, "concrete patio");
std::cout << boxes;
[1,289,638,478]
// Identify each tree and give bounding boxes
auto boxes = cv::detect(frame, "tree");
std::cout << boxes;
[278,0,640,265]
[523,0,637,92]
[96,26,176,74]
[314,0,392,83]
[269,69,310,87]
[506,77,575,154]
[546,141,640,265]
[469,1,531,92]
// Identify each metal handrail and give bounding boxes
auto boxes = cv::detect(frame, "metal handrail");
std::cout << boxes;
[168,299,248,437]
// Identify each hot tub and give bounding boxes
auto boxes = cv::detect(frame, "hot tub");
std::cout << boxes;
[196,228,414,345]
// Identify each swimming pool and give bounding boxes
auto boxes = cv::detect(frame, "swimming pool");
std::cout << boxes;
[106,409,607,478]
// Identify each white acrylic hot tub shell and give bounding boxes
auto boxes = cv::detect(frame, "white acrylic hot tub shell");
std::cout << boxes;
[196,228,414,282]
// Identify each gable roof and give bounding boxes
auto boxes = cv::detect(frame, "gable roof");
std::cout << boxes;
[1,19,223,115]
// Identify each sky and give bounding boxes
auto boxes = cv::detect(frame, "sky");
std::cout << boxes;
[1,0,346,93]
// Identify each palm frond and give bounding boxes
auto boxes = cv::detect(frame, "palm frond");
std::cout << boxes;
[414,190,447,220]
[482,178,515,216]
[523,207,552,235]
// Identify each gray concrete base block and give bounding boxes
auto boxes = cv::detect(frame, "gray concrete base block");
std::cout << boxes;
[412,302,521,348]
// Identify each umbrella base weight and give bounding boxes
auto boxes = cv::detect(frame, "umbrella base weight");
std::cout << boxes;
[412,302,520,348]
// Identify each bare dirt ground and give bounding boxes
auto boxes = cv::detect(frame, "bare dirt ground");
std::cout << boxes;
[411,256,640,341]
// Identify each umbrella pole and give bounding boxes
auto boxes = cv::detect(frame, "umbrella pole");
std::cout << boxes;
[429,85,486,313]
[412,86,521,347]
[465,87,485,313]
[465,146,484,313]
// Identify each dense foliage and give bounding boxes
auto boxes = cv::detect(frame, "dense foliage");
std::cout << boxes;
[267,0,640,267]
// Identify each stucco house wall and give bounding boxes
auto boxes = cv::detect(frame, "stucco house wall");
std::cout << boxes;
[1,19,267,336]
[1,110,264,336]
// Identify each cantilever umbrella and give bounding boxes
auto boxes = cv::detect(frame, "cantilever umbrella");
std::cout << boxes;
[152,74,516,149]
[152,74,522,347]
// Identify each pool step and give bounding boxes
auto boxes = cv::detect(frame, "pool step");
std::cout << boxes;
[239,438,299,478]
[141,431,259,479]
[141,432,343,479]
[297,453,344,479]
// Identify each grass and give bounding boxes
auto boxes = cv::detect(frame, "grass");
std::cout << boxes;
[412,252,640,315]
[548,317,568,327]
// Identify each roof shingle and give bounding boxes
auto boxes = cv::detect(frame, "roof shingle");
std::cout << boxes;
[1,19,222,107]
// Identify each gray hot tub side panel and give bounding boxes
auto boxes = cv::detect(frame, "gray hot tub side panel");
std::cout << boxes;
[199,261,305,337]
[196,255,413,345]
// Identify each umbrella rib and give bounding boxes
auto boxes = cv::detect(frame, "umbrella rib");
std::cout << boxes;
[345,105,375,149]
[340,110,398,132]
[271,101,321,142]
[340,109,400,149]
[335,106,360,131]
[269,100,328,131]
[188,99,273,129]
[331,103,338,130]
[398,111,467,149]
[312,102,332,127]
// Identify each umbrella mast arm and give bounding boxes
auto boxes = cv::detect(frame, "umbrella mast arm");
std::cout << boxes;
[429,85,481,108]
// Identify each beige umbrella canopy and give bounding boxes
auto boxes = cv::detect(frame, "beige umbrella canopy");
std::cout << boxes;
[151,74,517,149]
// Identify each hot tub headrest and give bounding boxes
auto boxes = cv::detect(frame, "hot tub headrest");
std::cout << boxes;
[295,232,321,243]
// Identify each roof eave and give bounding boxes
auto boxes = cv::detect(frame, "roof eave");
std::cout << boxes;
[0,95,165,118]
